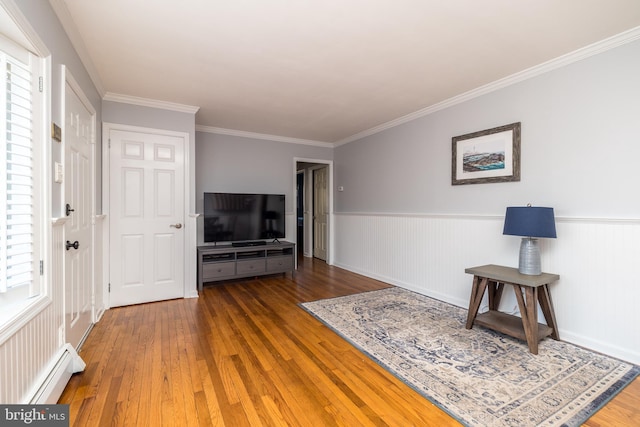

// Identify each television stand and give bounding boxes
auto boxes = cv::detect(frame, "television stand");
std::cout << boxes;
[197,241,296,291]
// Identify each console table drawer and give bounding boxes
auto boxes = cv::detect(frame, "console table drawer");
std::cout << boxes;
[267,256,293,272]
[236,259,266,275]
[202,262,236,279]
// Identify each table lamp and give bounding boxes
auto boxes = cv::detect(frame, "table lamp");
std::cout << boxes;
[503,205,556,275]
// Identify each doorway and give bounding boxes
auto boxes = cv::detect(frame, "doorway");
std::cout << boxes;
[63,67,96,350]
[294,159,333,264]
[312,166,328,261]
[296,171,304,254]
[104,124,189,307]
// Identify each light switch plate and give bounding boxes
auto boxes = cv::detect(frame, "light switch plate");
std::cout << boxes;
[54,162,63,183]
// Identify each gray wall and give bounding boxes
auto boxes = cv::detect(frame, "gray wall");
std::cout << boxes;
[102,101,196,144]
[334,39,640,218]
[16,0,103,216]
[195,132,333,214]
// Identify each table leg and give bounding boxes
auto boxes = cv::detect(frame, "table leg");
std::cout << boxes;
[538,284,560,340]
[466,276,488,329]
[487,280,504,311]
[513,285,539,354]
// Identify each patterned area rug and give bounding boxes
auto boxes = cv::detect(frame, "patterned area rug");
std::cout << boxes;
[300,287,639,427]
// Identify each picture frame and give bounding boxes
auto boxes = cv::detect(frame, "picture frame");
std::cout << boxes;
[451,122,521,185]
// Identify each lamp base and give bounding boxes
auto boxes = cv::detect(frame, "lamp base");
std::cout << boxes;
[519,237,541,275]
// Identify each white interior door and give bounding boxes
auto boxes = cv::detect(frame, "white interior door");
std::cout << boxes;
[64,71,95,349]
[109,128,185,307]
[313,166,328,260]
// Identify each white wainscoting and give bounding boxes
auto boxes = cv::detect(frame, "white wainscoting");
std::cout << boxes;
[334,213,640,365]
[185,213,200,298]
[0,220,66,403]
[94,214,106,320]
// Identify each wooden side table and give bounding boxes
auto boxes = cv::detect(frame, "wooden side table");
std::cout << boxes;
[465,264,560,354]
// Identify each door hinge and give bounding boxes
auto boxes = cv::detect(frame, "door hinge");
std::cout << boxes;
[108,138,111,148]
[39,76,43,92]
[40,260,44,275]
[108,283,111,292]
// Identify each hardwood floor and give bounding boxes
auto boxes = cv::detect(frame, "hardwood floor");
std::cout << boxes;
[60,256,640,426]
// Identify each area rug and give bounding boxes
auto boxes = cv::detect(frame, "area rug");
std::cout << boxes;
[300,287,639,427]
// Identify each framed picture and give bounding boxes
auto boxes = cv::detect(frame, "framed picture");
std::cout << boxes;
[451,122,521,185]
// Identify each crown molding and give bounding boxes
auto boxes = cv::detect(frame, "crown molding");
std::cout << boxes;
[195,125,333,148]
[2,0,50,56]
[48,0,104,95]
[335,25,640,146]
[40,3,640,147]
[103,92,200,114]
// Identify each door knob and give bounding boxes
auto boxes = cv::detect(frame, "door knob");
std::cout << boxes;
[65,203,75,216]
[66,240,79,250]
[170,223,183,229]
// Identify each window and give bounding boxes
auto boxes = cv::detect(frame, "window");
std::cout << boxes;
[0,26,46,329]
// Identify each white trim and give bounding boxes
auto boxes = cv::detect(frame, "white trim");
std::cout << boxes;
[63,65,97,117]
[100,211,109,313]
[0,3,52,343]
[93,215,106,321]
[102,122,195,307]
[47,0,103,95]
[335,211,640,225]
[293,157,334,265]
[193,25,640,147]
[49,0,104,96]
[103,92,200,114]
[336,212,504,220]
[44,0,640,149]
[335,25,640,146]
[103,121,193,137]
[0,296,51,345]
[1,0,50,56]
[46,0,640,149]
[51,217,69,226]
[197,125,333,148]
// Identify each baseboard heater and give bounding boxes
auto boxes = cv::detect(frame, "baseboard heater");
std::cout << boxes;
[27,343,86,404]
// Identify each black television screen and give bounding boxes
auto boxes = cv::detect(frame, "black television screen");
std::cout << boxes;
[203,193,285,243]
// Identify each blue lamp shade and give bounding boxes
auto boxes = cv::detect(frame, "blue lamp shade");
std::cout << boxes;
[503,206,556,275]
[503,207,557,238]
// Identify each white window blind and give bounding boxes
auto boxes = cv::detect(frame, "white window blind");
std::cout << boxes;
[0,49,38,299]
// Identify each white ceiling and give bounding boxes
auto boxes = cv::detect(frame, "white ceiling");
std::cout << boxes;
[51,0,640,144]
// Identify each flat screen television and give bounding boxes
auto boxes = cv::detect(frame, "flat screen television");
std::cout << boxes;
[203,192,285,244]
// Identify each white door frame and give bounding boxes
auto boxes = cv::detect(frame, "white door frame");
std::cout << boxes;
[61,65,97,342]
[293,158,334,265]
[102,122,197,308]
